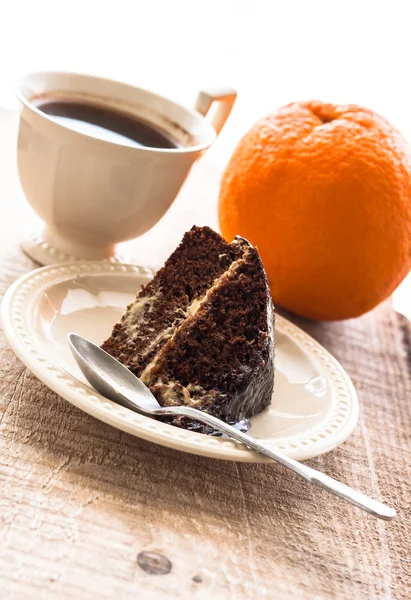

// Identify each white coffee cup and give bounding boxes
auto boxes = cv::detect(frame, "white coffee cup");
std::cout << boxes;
[16,71,236,265]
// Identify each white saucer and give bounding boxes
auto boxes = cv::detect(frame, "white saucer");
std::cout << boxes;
[1,262,359,462]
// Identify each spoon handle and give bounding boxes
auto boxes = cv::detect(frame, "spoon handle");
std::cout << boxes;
[158,405,396,521]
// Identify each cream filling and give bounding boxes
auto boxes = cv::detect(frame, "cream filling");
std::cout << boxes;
[157,382,191,405]
[123,291,160,333]
[149,381,215,408]
[140,352,164,385]
[186,296,202,315]
[138,324,175,359]
[139,291,209,383]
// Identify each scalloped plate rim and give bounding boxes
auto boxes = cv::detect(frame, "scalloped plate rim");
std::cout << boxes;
[1,261,359,462]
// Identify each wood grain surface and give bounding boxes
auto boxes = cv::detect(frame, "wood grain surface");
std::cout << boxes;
[0,109,410,600]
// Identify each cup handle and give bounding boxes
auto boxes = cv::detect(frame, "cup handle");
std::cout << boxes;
[194,87,237,135]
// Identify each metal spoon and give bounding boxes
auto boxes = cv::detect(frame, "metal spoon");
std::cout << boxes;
[68,333,396,521]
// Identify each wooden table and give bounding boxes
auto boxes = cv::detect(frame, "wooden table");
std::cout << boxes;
[0,109,410,600]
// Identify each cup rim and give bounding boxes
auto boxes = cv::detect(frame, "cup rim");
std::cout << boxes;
[16,70,217,154]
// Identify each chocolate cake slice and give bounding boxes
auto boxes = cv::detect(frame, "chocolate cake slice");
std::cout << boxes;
[102,226,275,431]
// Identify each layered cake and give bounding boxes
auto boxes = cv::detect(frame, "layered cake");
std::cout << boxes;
[102,226,275,431]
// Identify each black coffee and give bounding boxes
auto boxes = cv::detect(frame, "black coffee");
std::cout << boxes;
[32,97,180,149]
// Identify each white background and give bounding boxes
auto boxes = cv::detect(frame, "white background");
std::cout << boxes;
[1,0,411,166]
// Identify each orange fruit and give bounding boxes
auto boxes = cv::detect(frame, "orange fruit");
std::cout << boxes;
[219,101,411,320]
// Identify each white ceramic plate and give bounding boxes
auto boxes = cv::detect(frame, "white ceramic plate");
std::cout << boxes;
[1,262,358,462]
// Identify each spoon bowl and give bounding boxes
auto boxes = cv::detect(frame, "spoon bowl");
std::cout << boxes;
[69,332,160,412]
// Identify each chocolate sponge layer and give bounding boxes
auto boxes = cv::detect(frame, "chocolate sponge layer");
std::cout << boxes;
[102,226,275,432]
